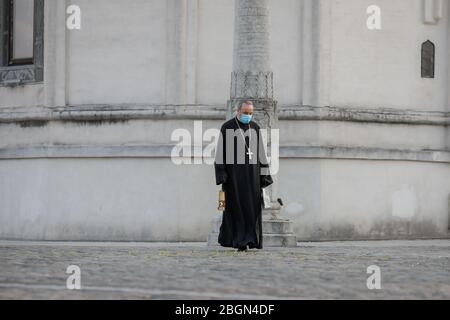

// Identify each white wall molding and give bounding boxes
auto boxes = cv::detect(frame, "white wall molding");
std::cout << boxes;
[0,104,448,126]
[0,143,448,163]
[301,0,332,107]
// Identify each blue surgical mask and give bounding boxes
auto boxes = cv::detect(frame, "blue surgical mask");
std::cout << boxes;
[239,114,252,124]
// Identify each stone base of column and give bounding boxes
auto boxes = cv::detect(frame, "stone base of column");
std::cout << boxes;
[207,213,297,247]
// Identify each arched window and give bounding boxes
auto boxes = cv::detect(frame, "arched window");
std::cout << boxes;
[421,40,435,78]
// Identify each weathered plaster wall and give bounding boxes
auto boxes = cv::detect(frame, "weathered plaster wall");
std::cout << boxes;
[329,0,449,110]
[280,158,450,241]
[0,152,448,241]
[0,0,448,241]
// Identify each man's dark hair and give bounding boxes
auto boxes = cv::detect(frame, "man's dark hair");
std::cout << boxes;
[237,100,254,111]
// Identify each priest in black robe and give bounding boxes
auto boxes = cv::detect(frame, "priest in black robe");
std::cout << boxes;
[214,100,273,251]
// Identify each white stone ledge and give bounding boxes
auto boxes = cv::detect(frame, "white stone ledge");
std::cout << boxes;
[280,105,450,126]
[282,146,450,163]
[0,144,448,163]
[0,104,448,126]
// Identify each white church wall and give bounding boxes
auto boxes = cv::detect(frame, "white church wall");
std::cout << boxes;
[269,0,304,106]
[0,85,45,108]
[0,119,217,149]
[0,0,306,108]
[196,0,304,106]
[280,120,448,151]
[0,157,218,241]
[0,1,448,242]
[279,158,450,240]
[196,0,234,105]
[0,153,448,241]
[0,115,448,241]
[1,0,447,110]
[1,117,446,165]
[67,0,167,105]
[329,0,449,110]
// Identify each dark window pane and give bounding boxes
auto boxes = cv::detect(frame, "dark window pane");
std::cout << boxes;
[421,40,435,78]
[9,0,34,65]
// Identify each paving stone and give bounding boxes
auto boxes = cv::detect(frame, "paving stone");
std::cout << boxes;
[0,240,448,299]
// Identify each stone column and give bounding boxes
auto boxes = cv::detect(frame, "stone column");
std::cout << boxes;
[208,0,296,247]
[229,0,279,215]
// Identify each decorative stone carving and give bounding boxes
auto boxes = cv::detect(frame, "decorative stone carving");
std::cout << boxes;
[0,0,44,86]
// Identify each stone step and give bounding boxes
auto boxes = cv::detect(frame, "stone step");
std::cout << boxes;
[211,216,294,234]
[207,232,297,247]
[263,233,297,247]
[263,219,294,234]
[207,233,220,246]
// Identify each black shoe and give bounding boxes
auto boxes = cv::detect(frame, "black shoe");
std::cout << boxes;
[237,245,248,252]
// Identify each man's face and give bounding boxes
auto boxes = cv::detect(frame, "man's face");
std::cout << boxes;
[238,103,254,117]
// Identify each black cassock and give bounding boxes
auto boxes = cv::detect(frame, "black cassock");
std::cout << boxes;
[214,117,273,249]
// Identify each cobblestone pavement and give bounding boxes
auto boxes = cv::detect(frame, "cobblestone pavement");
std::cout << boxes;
[0,240,449,299]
